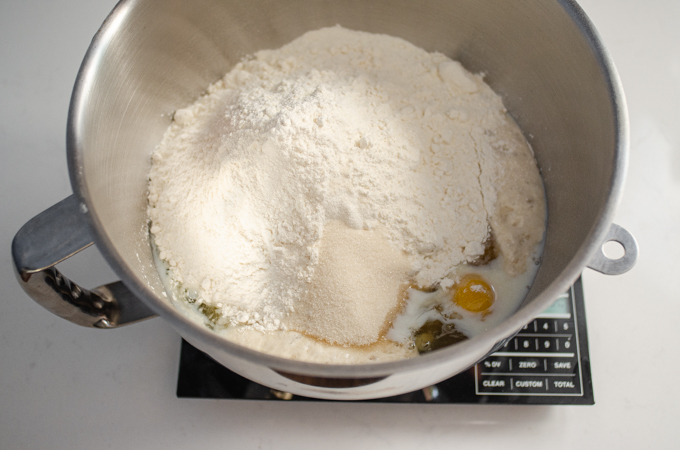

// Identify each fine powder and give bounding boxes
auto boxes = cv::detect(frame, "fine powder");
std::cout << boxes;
[147,27,546,347]
[290,220,412,345]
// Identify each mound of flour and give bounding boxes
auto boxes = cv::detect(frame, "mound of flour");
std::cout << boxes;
[147,26,544,342]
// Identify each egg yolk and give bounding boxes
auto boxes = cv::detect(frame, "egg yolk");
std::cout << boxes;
[452,274,495,313]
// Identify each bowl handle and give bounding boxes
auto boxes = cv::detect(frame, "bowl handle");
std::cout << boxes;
[11,195,156,328]
[587,223,639,275]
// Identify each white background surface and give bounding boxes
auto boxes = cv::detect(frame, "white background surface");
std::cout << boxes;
[1,0,678,448]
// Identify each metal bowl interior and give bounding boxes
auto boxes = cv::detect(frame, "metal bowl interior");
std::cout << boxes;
[67,0,627,395]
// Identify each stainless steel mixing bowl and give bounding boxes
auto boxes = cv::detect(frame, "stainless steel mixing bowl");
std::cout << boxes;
[12,0,638,399]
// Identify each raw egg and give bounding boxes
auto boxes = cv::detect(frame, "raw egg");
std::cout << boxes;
[452,274,495,314]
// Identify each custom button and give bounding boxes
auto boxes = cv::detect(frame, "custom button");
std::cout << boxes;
[512,376,549,394]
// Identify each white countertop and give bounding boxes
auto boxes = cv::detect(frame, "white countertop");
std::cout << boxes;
[1,0,678,448]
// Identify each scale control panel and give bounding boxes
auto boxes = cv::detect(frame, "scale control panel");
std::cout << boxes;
[472,280,593,404]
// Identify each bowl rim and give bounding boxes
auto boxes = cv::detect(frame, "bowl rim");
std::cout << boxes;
[66,0,629,379]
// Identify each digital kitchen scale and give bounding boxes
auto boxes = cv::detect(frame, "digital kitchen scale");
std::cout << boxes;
[176,277,593,404]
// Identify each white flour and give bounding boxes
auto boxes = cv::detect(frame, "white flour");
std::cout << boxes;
[147,27,545,346]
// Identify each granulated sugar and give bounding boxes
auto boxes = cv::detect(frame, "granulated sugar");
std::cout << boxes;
[290,220,412,345]
[147,26,545,349]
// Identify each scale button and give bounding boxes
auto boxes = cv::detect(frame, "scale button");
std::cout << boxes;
[523,337,539,351]
[511,357,545,373]
[520,320,540,334]
[477,375,512,393]
[480,357,508,373]
[535,319,555,334]
[512,376,549,393]
[547,358,578,374]
[548,376,581,394]
[508,336,540,352]
[556,319,573,333]
[556,336,574,352]
[530,337,563,353]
